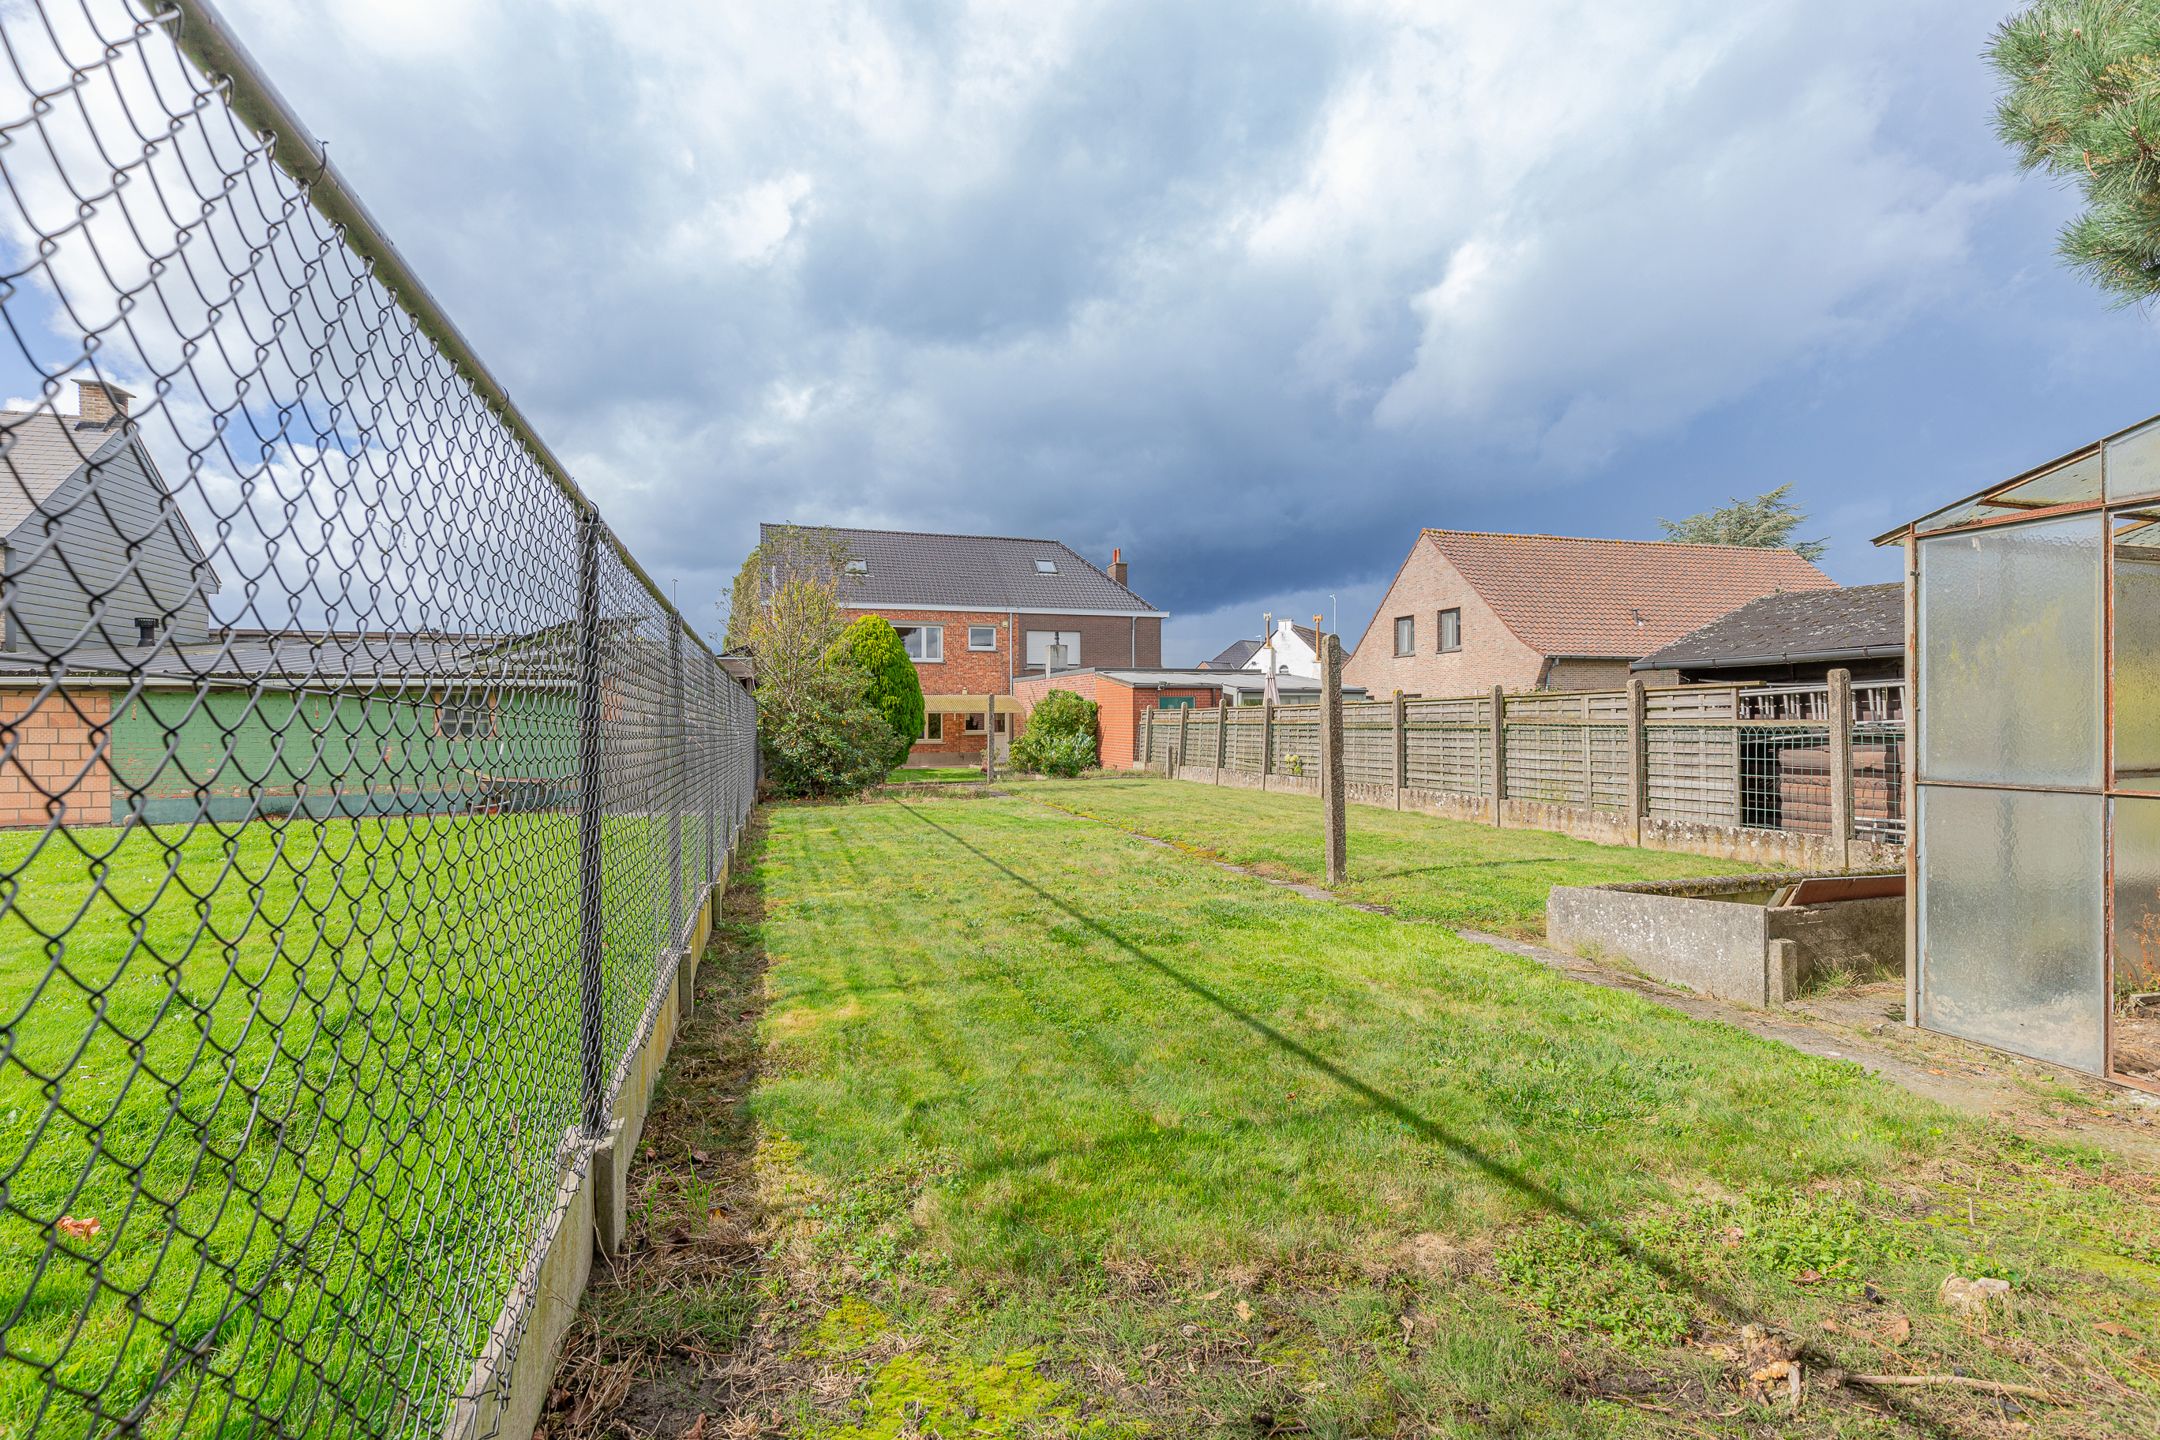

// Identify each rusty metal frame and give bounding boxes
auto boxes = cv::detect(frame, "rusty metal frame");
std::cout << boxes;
[1893,474,2160,1094]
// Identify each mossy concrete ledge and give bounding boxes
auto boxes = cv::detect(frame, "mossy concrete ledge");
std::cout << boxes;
[1546,871,1903,1006]
[441,851,731,1440]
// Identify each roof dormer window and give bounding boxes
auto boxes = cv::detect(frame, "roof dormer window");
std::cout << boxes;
[845,559,867,575]
[1034,558,1058,574]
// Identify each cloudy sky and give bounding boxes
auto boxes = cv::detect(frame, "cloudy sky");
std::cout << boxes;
[207,0,2160,658]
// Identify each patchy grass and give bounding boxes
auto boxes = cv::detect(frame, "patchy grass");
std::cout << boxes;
[887,766,990,784]
[563,793,2160,1438]
[1015,774,1761,935]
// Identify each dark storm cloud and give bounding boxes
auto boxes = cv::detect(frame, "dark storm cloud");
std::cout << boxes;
[220,0,2160,659]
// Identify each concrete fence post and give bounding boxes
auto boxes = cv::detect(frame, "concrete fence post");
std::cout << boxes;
[1827,666,1854,872]
[1322,635,1347,884]
[1178,703,1191,777]
[1141,709,1153,770]
[1626,677,1647,848]
[1215,699,1229,782]
[1261,701,1275,791]
[1392,689,1407,811]
[1489,685,1507,828]
[984,692,997,781]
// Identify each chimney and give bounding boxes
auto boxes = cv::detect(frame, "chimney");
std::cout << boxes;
[75,379,133,428]
[1108,547,1128,587]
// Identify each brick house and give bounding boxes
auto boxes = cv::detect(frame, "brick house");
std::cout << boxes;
[1012,668,1353,771]
[760,524,1164,763]
[1341,530,1836,699]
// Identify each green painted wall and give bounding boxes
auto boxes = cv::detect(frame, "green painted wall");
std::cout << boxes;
[108,687,577,824]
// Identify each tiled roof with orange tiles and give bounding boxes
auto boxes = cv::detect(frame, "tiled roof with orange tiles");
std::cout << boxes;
[1422,530,1837,658]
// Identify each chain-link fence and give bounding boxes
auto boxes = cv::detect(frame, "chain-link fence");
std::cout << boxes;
[0,3,756,1437]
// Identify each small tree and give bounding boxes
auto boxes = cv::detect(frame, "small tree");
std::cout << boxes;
[1993,1,2160,303]
[1658,484,1825,560]
[1012,689,1099,777]
[832,614,924,768]
[722,526,891,798]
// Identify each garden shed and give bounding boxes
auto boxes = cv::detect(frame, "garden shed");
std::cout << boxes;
[1880,413,2160,1091]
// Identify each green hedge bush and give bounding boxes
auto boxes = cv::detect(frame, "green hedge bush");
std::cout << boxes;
[831,615,924,767]
[1012,690,1098,777]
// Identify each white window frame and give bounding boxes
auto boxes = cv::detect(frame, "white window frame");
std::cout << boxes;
[1437,607,1461,654]
[898,624,944,663]
[968,624,997,651]
[1393,615,1414,656]
[1024,629,1081,669]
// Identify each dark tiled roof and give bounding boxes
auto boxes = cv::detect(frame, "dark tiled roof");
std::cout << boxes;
[761,523,1159,613]
[1423,530,1837,657]
[1635,582,1904,670]
[1201,637,1261,669]
[1,409,133,537]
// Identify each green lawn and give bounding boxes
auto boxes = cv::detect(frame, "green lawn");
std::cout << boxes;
[886,766,990,784]
[0,812,705,1440]
[1013,775,1757,934]
[580,793,2158,1438]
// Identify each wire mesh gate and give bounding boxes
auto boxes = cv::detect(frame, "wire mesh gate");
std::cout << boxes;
[0,3,757,1436]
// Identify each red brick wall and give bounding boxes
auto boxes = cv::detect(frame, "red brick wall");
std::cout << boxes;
[842,607,1165,695]
[1012,673,1213,771]
[2,687,112,827]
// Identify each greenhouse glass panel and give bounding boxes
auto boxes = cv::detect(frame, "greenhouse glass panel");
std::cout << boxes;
[2115,508,2160,788]
[1918,515,2101,789]
[2111,799,2160,1086]
[1919,785,2105,1075]
[2107,417,2160,503]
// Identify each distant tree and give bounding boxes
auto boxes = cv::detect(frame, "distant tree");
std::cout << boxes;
[721,526,889,797]
[1992,1,2160,303]
[832,614,924,767]
[1658,485,1826,560]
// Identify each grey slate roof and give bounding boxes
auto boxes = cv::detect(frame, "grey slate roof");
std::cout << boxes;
[761,523,1160,613]
[1201,637,1261,669]
[1634,582,1904,670]
[0,410,133,538]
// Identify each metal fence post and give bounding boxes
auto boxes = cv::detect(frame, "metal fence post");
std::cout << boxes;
[668,619,685,949]
[1322,636,1346,883]
[1626,678,1647,847]
[706,668,718,886]
[1828,666,1854,872]
[574,512,608,1137]
[1215,696,1229,781]
[1489,685,1507,828]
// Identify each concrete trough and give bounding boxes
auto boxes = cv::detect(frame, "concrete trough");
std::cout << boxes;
[1545,871,1904,1006]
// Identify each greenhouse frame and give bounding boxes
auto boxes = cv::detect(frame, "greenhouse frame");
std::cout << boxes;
[1880,413,2160,1092]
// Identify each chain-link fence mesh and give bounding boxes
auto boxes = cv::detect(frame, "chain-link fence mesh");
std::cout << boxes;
[0,3,755,1436]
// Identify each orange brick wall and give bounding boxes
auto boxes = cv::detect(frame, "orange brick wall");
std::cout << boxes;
[1,687,113,828]
[1012,673,1215,771]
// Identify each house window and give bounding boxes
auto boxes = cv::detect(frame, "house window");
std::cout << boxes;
[1158,695,1196,710]
[135,617,160,648]
[1437,608,1462,653]
[922,711,941,741]
[1393,616,1414,656]
[964,712,1009,733]
[968,625,997,651]
[896,624,943,662]
[845,558,867,575]
[437,699,496,740]
[1024,630,1080,669]
[1034,558,1059,574]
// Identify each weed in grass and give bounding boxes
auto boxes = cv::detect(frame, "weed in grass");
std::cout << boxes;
[812,1349,1136,1439]
[797,1296,895,1359]
[1494,1220,1692,1348]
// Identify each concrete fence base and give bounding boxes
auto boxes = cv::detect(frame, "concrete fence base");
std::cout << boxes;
[442,847,734,1440]
[1149,764,1901,874]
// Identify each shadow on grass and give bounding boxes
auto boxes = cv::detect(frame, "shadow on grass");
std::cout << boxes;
[895,801,1960,1440]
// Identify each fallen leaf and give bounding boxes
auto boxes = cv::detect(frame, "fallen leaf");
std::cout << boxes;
[1876,1314,1912,1346]
[1794,1269,1824,1285]
[1234,1300,1253,1323]
[691,1149,711,1164]
[1819,1320,1841,1333]
[682,1413,707,1440]
[56,1216,100,1241]
[2096,1322,2134,1339]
